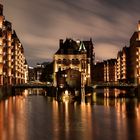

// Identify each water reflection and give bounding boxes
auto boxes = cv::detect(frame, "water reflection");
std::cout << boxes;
[104,88,127,98]
[51,98,93,140]
[0,88,140,140]
[0,95,28,140]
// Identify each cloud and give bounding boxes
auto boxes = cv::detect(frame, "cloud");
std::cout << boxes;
[95,43,119,61]
[3,0,140,66]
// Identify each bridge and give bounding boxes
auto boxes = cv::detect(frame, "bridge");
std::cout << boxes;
[12,82,138,98]
[13,82,137,89]
[13,83,53,89]
[91,83,137,89]
[12,83,57,97]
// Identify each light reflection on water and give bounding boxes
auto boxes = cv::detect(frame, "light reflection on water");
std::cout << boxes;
[0,88,140,140]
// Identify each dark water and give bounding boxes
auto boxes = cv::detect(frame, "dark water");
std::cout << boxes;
[0,88,140,140]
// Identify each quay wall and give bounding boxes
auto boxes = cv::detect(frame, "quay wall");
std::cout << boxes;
[0,86,13,100]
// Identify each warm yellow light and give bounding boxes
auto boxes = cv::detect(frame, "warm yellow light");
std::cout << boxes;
[65,90,69,96]
[138,21,140,31]
[138,21,140,40]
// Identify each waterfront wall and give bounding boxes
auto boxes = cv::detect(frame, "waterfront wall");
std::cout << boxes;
[136,85,140,98]
[0,86,13,100]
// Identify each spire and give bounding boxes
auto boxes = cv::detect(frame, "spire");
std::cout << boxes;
[79,41,86,53]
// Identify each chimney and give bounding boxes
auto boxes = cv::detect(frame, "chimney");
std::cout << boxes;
[0,4,3,16]
[59,39,63,48]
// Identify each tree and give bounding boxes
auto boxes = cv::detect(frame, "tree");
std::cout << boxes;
[40,62,53,82]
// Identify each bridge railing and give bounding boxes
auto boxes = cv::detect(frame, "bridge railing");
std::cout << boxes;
[13,83,52,88]
[90,82,137,88]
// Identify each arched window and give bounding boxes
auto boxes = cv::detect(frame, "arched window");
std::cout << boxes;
[63,59,70,65]
[72,59,80,65]
[57,59,62,64]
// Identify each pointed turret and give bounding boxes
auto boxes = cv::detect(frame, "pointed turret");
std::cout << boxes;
[79,41,86,53]
[0,4,3,16]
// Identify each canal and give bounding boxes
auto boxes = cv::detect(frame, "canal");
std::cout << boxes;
[0,88,140,140]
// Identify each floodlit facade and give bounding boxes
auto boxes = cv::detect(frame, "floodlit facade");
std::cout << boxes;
[129,21,140,84]
[115,21,140,85]
[94,59,117,83]
[53,38,94,87]
[116,47,129,83]
[104,59,117,82]
[0,4,28,86]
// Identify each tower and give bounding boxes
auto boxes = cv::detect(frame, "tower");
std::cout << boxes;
[137,20,140,40]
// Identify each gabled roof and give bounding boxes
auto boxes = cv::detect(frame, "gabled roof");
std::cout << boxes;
[55,38,80,54]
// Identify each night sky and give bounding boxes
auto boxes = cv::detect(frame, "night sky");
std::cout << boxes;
[2,0,140,66]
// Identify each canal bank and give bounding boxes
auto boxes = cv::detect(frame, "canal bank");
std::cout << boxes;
[0,86,13,100]
[136,85,140,98]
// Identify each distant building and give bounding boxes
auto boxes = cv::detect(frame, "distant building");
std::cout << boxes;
[53,38,94,87]
[0,4,28,85]
[94,62,104,83]
[28,62,54,82]
[24,60,28,83]
[28,64,44,82]
[28,67,35,81]
[34,64,44,81]
[94,59,117,83]
[104,59,117,82]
